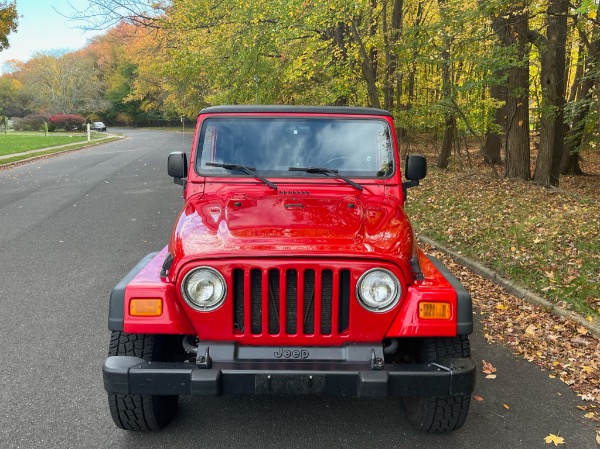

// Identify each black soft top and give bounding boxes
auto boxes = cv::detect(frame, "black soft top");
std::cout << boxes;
[199,105,392,117]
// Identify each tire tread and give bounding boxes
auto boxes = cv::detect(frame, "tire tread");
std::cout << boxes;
[402,335,472,433]
[107,332,178,431]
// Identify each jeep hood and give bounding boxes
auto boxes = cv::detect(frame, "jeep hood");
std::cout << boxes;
[169,192,414,267]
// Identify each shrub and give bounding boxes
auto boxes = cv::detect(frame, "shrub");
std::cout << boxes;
[48,114,86,131]
[13,114,49,131]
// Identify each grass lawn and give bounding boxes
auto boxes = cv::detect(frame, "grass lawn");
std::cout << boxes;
[404,144,600,319]
[0,132,102,157]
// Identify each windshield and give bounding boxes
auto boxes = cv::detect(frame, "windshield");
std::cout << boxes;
[196,117,395,178]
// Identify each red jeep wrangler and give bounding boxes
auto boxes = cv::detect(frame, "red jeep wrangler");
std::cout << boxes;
[103,106,475,433]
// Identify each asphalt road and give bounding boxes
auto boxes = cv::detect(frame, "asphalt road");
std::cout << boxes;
[0,128,597,449]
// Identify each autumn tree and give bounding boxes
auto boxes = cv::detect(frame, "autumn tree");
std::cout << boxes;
[20,51,105,115]
[0,74,33,116]
[0,1,18,51]
[560,3,600,175]
[45,0,599,187]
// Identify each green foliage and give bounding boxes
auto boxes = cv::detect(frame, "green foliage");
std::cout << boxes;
[12,114,48,131]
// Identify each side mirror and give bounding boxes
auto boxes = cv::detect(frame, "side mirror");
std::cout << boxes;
[405,155,427,181]
[402,155,427,198]
[168,152,188,186]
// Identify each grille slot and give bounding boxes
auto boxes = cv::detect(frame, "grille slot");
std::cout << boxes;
[233,268,244,333]
[286,270,298,334]
[250,269,262,334]
[321,270,333,334]
[268,270,280,334]
[338,269,351,333]
[303,269,315,334]
[232,265,349,337]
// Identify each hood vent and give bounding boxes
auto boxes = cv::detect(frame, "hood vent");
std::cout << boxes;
[278,190,310,196]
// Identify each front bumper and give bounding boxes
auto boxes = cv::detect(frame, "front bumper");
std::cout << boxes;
[103,344,475,398]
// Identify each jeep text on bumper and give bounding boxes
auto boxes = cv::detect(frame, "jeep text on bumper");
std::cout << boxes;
[104,106,475,433]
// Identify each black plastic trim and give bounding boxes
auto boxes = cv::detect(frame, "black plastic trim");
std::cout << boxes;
[108,252,159,331]
[103,355,475,397]
[199,105,392,116]
[428,255,473,335]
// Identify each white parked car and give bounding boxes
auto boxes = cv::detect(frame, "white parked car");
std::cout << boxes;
[91,121,107,131]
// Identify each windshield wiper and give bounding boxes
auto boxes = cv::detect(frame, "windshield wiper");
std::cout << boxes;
[288,166,363,191]
[206,162,278,190]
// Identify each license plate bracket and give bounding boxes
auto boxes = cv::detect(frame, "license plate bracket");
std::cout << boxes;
[255,374,326,395]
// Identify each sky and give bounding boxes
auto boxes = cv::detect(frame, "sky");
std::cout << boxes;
[0,0,105,73]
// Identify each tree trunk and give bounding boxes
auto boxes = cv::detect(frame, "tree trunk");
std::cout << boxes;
[369,0,378,87]
[505,8,530,180]
[483,16,510,165]
[532,0,568,187]
[436,0,456,169]
[393,0,404,110]
[383,0,404,111]
[406,1,424,110]
[332,22,349,106]
[350,19,381,109]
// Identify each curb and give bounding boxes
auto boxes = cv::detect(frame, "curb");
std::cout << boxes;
[418,235,600,339]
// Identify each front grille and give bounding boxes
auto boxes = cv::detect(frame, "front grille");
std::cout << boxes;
[233,266,351,336]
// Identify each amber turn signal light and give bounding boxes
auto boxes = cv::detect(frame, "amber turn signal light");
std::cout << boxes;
[130,299,163,317]
[419,302,451,320]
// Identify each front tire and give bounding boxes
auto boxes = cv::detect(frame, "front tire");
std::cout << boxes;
[401,336,472,433]
[107,332,181,431]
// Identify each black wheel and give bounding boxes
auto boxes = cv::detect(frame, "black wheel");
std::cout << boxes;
[107,332,182,431]
[401,335,472,433]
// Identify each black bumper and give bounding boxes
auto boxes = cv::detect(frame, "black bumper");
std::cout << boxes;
[103,355,475,398]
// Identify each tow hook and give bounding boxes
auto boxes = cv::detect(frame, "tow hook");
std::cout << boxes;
[369,349,384,370]
[196,347,213,369]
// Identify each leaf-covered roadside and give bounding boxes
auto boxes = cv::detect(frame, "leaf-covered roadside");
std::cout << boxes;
[424,245,600,431]
[405,150,600,317]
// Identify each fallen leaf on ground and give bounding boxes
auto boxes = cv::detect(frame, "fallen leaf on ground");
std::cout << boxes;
[420,246,600,422]
[582,366,595,374]
[503,404,510,409]
[473,395,484,401]
[544,433,565,446]
[482,360,497,374]
[485,374,497,379]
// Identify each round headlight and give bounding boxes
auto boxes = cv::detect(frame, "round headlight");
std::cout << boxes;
[357,268,401,312]
[181,267,227,311]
